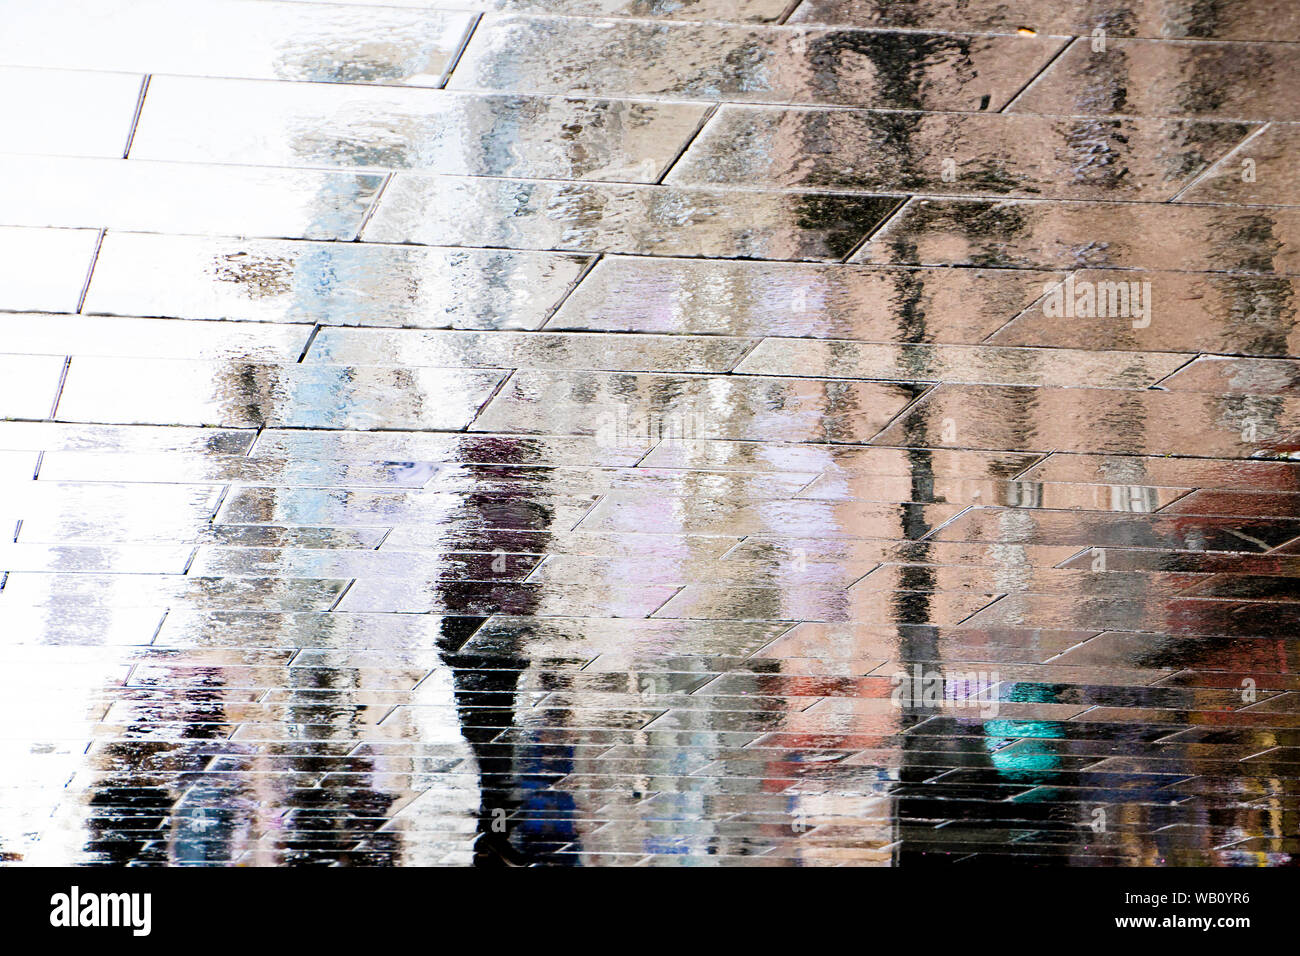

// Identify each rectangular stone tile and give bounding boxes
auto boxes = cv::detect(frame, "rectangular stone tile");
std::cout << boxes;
[275,0,791,19]
[0,355,66,420]
[641,440,1039,479]
[84,233,589,330]
[0,314,312,361]
[1056,549,1300,575]
[131,76,711,182]
[647,582,993,629]
[28,522,387,550]
[431,465,811,502]
[34,452,444,488]
[469,370,919,443]
[726,539,1079,569]
[1019,453,1300,492]
[0,67,142,159]
[0,605,163,647]
[1180,573,1300,602]
[548,257,1061,341]
[855,197,1300,273]
[0,156,383,241]
[670,106,1252,201]
[0,543,192,574]
[0,227,99,313]
[872,383,1300,457]
[797,475,1189,511]
[850,565,1200,598]
[2,0,473,86]
[10,509,215,545]
[448,14,1065,110]
[364,174,898,260]
[734,340,1188,388]
[1158,356,1300,394]
[148,610,433,649]
[484,617,784,660]
[873,382,1300,457]
[1010,38,1300,120]
[380,527,740,558]
[929,508,1300,552]
[0,422,256,456]
[401,465,817,499]
[305,327,754,373]
[55,357,507,429]
[250,429,645,467]
[578,492,960,537]
[788,0,1300,42]
[524,553,874,588]
[0,573,347,611]
[217,486,597,529]
[1,481,220,528]
[758,621,1093,664]
[336,579,678,615]
[963,592,1300,637]
[987,270,1300,356]
[1161,490,1300,518]
[185,547,539,581]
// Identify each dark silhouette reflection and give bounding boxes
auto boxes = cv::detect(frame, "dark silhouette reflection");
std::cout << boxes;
[83,667,234,865]
[433,438,578,867]
[804,30,979,111]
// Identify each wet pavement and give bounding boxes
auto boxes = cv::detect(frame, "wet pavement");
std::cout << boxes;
[0,0,1298,868]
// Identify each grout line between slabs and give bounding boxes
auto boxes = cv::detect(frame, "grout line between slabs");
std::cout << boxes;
[998,35,1076,113]
[1167,122,1273,203]
[654,103,720,185]
[439,12,483,89]
[539,253,604,330]
[122,73,152,158]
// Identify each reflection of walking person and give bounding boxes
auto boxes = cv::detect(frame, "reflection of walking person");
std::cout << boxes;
[434,436,579,866]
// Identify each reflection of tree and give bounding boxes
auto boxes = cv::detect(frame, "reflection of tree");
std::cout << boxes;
[886,268,1008,865]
